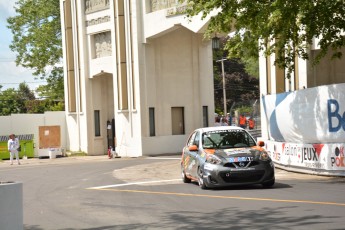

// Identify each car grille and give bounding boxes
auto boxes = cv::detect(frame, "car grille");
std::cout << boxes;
[223,161,260,168]
[220,170,265,183]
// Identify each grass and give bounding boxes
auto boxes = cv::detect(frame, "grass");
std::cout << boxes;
[65,151,87,157]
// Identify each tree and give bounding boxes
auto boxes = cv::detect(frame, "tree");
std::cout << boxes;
[0,83,35,115]
[7,0,65,112]
[184,0,345,77]
[36,68,64,101]
[213,39,259,115]
[214,58,259,115]
[7,0,62,78]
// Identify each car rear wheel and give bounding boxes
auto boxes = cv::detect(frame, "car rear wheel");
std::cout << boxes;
[262,178,275,188]
[197,167,207,189]
[181,164,191,183]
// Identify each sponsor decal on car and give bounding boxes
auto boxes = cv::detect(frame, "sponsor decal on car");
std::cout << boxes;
[204,164,214,171]
[224,148,251,155]
[188,160,196,171]
[229,156,254,162]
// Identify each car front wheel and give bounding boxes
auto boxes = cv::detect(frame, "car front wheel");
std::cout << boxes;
[197,167,207,189]
[262,178,275,188]
[181,164,191,183]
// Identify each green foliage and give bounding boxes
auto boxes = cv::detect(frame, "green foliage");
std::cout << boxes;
[0,83,34,115]
[0,88,21,115]
[25,100,64,113]
[7,0,62,77]
[36,67,65,111]
[240,57,259,78]
[213,39,259,115]
[184,0,345,77]
[236,106,253,116]
[66,151,87,157]
[6,0,64,112]
[213,58,259,115]
[36,67,64,100]
[25,100,47,114]
[0,81,64,115]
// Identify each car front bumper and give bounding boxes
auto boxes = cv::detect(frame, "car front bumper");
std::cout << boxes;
[202,161,275,188]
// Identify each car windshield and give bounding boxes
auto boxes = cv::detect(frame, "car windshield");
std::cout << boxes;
[202,129,256,149]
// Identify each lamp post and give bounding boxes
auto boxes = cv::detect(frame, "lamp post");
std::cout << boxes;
[212,35,227,116]
[212,36,220,49]
[217,58,227,116]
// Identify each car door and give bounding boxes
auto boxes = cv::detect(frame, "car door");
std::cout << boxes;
[182,131,197,177]
[189,131,201,178]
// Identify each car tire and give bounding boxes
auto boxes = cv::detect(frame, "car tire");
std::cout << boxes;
[262,178,275,188]
[197,167,207,189]
[181,164,191,183]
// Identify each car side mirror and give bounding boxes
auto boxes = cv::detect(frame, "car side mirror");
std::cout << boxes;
[257,140,265,147]
[189,145,198,151]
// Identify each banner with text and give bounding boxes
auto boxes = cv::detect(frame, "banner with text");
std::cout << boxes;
[265,140,345,172]
[262,83,345,143]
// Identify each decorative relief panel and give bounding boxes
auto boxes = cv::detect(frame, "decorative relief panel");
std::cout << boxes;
[86,16,110,27]
[93,31,112,58]
[151,0,180,12]
[85,0,110,14]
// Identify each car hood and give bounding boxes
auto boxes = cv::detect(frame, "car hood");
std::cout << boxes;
[213,147,263,160]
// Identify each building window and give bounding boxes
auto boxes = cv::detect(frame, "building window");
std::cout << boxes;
[203,106,209,127]
[171,107,185,135]
[94,110,101,137]
[149,107,155,136]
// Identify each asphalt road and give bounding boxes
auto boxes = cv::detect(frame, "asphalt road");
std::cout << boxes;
[1,156,345,230]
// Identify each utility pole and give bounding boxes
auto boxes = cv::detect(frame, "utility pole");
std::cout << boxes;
[217,58,227,116]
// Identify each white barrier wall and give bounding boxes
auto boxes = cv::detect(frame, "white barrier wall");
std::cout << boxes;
[0,112,67,157]
[262,83,345,175]
[265,140,345,176]
[262,83,345,143]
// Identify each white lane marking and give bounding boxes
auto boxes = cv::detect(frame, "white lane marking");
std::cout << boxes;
[88,179,181,189]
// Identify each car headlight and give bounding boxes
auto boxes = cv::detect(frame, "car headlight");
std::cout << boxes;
[206,154,222,165]
[259,151,270,161]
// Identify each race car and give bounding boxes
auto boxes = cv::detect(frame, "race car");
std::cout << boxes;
[181,126,275,189]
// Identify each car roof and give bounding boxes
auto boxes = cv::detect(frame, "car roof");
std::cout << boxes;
[196,126,245,133]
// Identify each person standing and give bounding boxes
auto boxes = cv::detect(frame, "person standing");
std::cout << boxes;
[227,113,232,126]
[221,117,228,126]
[214,116,221,126]
[8,134,20,165]
[248,117,255,130]
[239,114,247,129]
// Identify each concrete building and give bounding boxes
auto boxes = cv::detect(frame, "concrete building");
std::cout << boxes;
[59,0,215,157]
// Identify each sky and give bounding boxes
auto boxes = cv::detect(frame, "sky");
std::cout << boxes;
[0,1,46,90]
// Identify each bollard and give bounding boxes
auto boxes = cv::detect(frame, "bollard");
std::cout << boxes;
[0,181,23,230]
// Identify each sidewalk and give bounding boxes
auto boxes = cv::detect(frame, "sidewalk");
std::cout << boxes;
[0,154,180,168]
[0,155,114,168]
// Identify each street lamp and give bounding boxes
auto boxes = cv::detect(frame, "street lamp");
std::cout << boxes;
[216,58,227,116]
[212,35,227,116]
[212,36,220,49]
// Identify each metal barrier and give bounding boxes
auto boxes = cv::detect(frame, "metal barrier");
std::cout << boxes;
[248,129,261,140]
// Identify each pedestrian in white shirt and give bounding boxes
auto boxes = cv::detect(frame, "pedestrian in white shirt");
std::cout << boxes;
[8,134,20,165]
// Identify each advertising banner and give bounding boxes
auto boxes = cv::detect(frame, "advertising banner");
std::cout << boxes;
[262,83,345,143]
[265,140,345,172]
